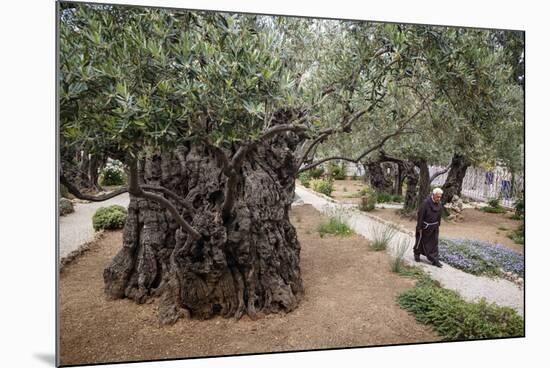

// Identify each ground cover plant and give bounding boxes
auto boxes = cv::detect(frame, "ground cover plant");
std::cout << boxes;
[480,197,508,214]
[317,207,354,237]
[439,238,524,278]
[398,268,524,340]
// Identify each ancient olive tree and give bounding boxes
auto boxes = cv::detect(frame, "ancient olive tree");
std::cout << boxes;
[60,5,407,323]
[411,27,523,204]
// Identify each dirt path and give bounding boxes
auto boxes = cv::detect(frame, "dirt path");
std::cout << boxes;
[59,205,438,366]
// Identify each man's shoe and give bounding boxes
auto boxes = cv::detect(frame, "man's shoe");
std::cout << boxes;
[432,260,443,268]
[414,254,421,262]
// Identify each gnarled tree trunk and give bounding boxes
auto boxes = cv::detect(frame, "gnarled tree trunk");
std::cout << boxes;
[103,128,304,324]
[364,161,393,193]
[441,153,470,205]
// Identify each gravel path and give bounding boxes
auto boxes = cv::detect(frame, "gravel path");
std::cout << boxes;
[59,193,130,259]
[295,186,524,317]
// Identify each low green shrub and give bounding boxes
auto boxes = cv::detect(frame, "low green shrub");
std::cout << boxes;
[309,167,324,179]
[59,198,74,216]
[376,192,393,203]
[298,172,311,188]
[328,163,346,180]
[358,186,371,196]
[358,193,376,212]
[391,194,404,203]
[92,205,127,231]
[312,178,334,197]
[398,275,524,340]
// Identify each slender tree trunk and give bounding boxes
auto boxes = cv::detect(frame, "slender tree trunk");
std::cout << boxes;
[80,149,90,184]
[441,153,470,205]
[403,164,419,213]
[103,122,305,324]
[394,164,403,196]
[415,158,431,210]
[88,154,103,189]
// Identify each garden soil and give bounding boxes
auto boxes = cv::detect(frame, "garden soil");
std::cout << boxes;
[59,204,438,366]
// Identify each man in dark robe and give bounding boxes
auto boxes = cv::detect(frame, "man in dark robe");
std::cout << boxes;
[414,188,444,267]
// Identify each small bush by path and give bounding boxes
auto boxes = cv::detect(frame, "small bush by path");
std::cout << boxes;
[327,163,346,180]
[312,178,334,197]
[398,269,524,340]
[439,238,524,278]
[92,205,127,231]
[60,198,75,216]
[298,172,311,188]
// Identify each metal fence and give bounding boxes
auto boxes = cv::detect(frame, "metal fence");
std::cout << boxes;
[429,165,524,208]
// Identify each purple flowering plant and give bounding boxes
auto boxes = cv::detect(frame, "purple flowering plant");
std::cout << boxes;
[439,238,524,278]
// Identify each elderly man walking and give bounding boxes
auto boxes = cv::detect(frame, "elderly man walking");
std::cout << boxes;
[414,187,444,267]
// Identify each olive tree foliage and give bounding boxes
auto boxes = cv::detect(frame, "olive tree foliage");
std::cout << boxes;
[295,23,425,172]
[60,5,415,202]
[61,6,295,157]
[61,5,310,221]
[313,25,523,209]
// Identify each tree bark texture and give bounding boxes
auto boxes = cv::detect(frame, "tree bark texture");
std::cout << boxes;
[364,161,393,193]
[403,164,419,213]
[441,153,470,205]
[103,127,305,324]
[415,158,431,211]
[395,164,403,196]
